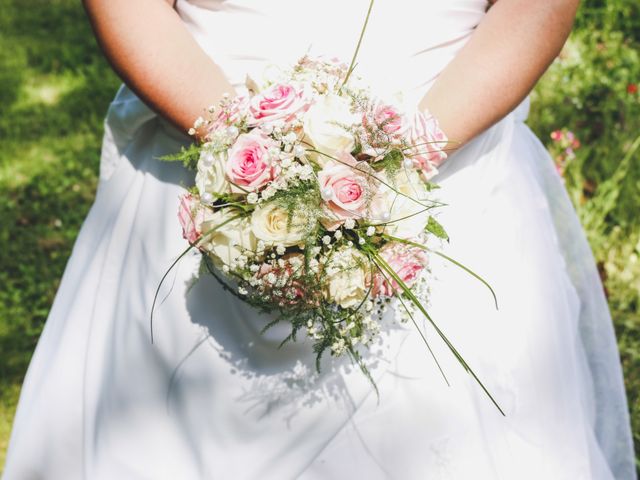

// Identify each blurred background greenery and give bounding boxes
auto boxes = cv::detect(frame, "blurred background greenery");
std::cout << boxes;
[0,0,638,473]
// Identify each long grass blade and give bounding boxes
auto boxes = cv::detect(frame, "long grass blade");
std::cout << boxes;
[382,234,499,310]
[370,250,505,416]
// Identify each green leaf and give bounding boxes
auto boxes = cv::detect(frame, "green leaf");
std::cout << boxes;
[425,216,449,241]
[158,143,200,170]
[373,148,404,172]
[383,148,403,165]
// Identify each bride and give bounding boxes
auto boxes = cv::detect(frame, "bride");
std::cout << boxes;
[4,0,636,478]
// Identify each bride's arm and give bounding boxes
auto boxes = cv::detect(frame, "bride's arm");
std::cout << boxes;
[420,0,579,150]
[82,0,232,134]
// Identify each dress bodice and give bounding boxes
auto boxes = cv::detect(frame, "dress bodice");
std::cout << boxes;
[176,0,488,106]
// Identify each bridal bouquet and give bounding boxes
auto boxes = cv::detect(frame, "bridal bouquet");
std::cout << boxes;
[157,2,501,412]
[163,55,451,372]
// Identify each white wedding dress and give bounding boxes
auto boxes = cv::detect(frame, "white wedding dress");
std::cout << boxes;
[4,1,636,479]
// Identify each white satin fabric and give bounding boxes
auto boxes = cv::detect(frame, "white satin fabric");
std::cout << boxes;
[4,1,636,479]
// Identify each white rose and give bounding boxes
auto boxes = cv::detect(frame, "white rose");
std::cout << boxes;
[251,203,310,247]
[369,168,430,239]
[303,93,358,165]
[324,247,369,309]
[196,150,231,199]
[200,207,256,269]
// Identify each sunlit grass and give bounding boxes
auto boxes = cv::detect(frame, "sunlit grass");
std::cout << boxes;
[0,386,20,472]
[20,72,85,107]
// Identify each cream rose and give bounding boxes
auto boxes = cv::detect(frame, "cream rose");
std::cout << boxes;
[369,168,430,239]
[251,203,309,247]
[196,150,231,200]
[303,93,358,164]
[324,247,369,309]
[200,208,256,268]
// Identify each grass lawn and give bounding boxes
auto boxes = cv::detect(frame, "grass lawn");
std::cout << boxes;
[1,0,639,474]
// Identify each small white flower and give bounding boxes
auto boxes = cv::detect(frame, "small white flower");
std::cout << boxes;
[280,156,292,168]
[238,287,248,295]
[344,218,356,229]
[201,192,214,204]
[334,230,343,240]
[331,338,347,356]
[268,146,281,159]
[284,131,298,144]
[194,116,205,129]
[322,235,331,245]
[276,244,286,255]
[226,125,239,139]
[366,226,376,236]
[294,145,306,158]
[261,186,276,199]
[299,165,314,180]
[358,236,365,245]
[247,192,259,204]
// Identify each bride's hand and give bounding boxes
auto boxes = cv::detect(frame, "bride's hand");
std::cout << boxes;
[421,0,579,153]
[82,0,233,136]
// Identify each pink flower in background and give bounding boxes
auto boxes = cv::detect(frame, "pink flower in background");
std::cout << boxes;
[247,83,309,126]
[550,130,563,141]
[405,110,448,180]
[178,194,205,244]
[225,132,276,192]
[549,128,581,178]
[317,156,370,230]
[371,242,429,297]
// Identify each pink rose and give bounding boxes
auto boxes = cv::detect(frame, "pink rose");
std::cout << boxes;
[360,102,407,159]
[225,132,277,192]
[247,83,309,126]
[178,193,206,245]
[364,102,405,136]
[317,156,371,230]
[371,242,429,297]
[206,96,249,137]
[255,254,316,306]
[405,110,448,181]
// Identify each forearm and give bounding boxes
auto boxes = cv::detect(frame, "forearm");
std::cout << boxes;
[420,0,579,150]
[82,0,232,134]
